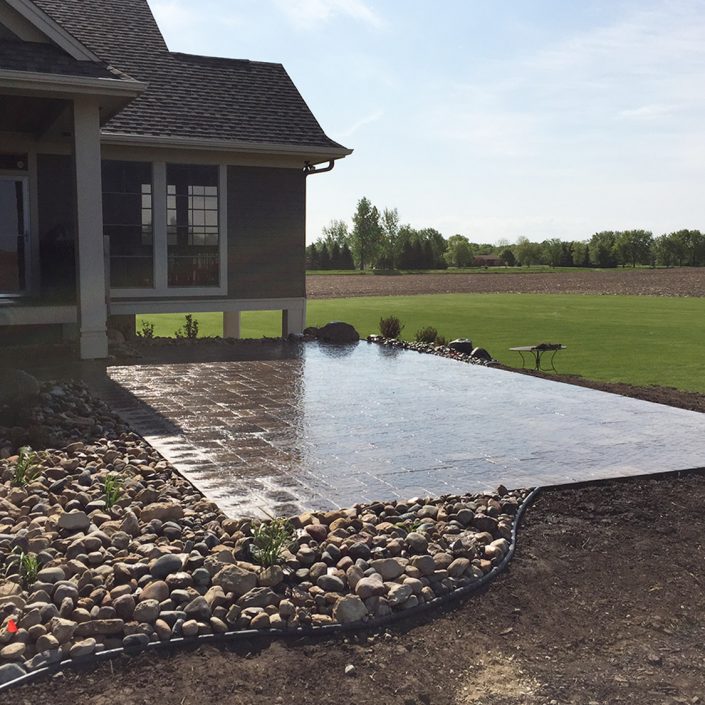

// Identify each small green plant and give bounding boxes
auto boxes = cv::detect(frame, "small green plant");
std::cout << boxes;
[103,474,123,509]
[4,548,40,589]
[415,326,438,344]
[12,446,42,487]
[397,518,425,534]
[379,315,404,339]
[250,518,294,567]
[175,314,200,340]
[137,320,155,339]
[435,335,448,346]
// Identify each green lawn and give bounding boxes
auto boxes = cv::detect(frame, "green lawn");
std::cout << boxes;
[138,293,705,392]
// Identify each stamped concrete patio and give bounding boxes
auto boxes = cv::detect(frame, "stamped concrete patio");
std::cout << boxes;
[100,341,705,518]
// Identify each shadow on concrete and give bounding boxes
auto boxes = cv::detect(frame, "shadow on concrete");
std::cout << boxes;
[0,340,307,453]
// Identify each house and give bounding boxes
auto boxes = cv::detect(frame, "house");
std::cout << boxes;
[473,254,504,267]
[0,0,350,358]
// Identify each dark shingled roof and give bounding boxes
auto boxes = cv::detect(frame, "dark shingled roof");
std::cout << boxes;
[0,40,128,80]
[30,0,348,152]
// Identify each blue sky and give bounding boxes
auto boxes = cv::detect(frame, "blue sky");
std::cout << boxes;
[149,0,705,244]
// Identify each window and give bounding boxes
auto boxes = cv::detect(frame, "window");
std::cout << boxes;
[102,160,153,288]
[166,164,220,287]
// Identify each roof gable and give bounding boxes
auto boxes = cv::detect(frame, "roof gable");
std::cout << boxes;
[3,0,99,60]
[32,0,168,64]
[29,0,349,155]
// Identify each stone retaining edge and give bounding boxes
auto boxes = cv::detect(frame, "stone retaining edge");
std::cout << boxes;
[0,487,542,693]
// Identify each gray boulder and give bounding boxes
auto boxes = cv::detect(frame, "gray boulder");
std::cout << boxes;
[333,595,368,624]
[448,339,474,354]
[317,322,360,344]
[470,347,493,361]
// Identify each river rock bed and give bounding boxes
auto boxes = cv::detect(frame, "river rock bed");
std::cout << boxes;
[0,380,529,686]
[366,335,499,366]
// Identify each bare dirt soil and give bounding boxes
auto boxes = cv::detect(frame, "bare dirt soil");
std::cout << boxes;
[307,267,705,299]
[19,471,705,705]
[510,369,705,414]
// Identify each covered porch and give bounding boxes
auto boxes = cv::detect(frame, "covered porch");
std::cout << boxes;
[0,67,145,357]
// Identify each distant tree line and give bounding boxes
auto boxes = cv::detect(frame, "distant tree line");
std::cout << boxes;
[307,197,705,270]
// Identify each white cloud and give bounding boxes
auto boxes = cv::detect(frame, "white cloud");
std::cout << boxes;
[337,110,384,138]
[617,104,677,120]
[273,0,384,30]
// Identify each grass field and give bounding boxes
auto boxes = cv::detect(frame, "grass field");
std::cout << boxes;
[138,293,705,392]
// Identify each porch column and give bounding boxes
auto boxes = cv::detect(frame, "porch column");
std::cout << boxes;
[223,311,240,338]
[73,96,108,359]
[282,299,306,337]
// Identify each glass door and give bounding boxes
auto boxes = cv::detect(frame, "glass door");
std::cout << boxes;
[0,176,29,295]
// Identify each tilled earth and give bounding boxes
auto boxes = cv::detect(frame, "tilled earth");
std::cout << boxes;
[510,370,705,414]
[307,267,705,299]
[18,470,705,705]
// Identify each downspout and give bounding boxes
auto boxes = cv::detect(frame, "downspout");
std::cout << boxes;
[303,160,335,175]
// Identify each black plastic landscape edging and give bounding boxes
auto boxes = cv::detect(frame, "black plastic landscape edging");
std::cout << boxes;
[0,486,542,693]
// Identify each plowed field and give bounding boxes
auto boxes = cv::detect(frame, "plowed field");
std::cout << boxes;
[307,267,705,299]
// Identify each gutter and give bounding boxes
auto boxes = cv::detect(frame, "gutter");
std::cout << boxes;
[0,69,147,97]
[303,160,335,176]
[100,133,353,162]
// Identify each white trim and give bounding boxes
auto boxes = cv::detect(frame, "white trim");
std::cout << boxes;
[0,69,146,96]
[6,0,101,62]
[113,285,226,298]
[109,297,306,316]
[223,311,240,338]
[0,304,76,326]
[73,96,108,359]
[109,160,228,299]
[100,132,352,161]
[100,143,308,169]
[282,299,306,336]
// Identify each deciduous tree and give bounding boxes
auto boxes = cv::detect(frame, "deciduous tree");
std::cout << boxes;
[351,197,382,270]
[616,230,653,267]
[444,235,474,267]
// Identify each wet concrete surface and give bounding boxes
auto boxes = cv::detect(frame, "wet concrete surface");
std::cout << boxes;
[98,341,705,518]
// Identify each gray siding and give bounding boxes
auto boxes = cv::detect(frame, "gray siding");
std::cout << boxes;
[227,165,306,300]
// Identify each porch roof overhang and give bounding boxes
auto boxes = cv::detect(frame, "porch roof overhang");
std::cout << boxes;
[0,68,147,126]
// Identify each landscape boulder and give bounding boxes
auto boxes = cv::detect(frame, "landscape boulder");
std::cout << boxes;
[333,595,368,624]
[317,321,360,344]
[448,339,474,354]
[470,347,493,362]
